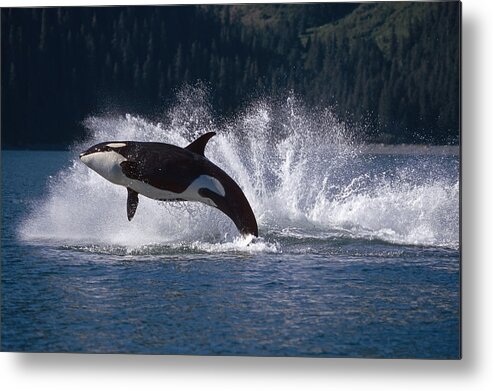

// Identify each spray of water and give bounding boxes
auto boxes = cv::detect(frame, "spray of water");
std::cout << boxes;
[19,86,459,252]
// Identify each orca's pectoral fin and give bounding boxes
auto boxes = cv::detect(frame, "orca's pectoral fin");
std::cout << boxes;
[126,188,139,221]
[185,132,216,156]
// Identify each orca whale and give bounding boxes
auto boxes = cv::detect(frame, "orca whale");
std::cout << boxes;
[79,132,258,237]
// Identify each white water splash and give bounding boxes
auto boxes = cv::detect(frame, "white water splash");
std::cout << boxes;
[19,87,459,251]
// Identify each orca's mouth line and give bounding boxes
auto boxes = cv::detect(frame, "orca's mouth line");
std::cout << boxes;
[79,149,97,158]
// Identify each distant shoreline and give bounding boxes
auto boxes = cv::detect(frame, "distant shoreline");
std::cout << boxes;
[1,143,460,156]
[1,147,71,152]
[357,144,460,156]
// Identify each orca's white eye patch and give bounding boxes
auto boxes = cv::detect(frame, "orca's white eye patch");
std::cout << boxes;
[106,143,127,148]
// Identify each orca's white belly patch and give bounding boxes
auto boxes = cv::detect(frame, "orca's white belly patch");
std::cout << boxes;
[129,175,225,207]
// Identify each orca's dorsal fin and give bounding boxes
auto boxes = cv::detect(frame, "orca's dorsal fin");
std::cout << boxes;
[185,132,216,156]
[127,188,139,221]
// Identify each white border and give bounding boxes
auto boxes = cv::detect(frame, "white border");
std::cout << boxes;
[2,0,493,390]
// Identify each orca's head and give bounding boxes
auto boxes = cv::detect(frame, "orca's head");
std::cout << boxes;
[79,142,129,185]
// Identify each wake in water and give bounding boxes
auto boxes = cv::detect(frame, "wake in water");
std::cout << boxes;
[20,86,459,252]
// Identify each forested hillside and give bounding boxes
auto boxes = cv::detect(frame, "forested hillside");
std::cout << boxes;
[1,3,460,148]
[301,2,460,143]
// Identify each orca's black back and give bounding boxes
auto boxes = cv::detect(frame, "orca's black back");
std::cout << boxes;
[117,142,209,193]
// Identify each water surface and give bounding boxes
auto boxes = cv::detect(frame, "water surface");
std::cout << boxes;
[1,96,460,357]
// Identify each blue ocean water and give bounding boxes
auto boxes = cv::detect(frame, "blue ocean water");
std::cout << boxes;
[1,98,460,358]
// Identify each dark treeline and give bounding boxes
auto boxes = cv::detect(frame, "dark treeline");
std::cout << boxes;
[1,3,460,149]
[302,2,460,144]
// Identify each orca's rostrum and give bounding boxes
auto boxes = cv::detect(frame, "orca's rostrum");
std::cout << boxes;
[79,132,258,237]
